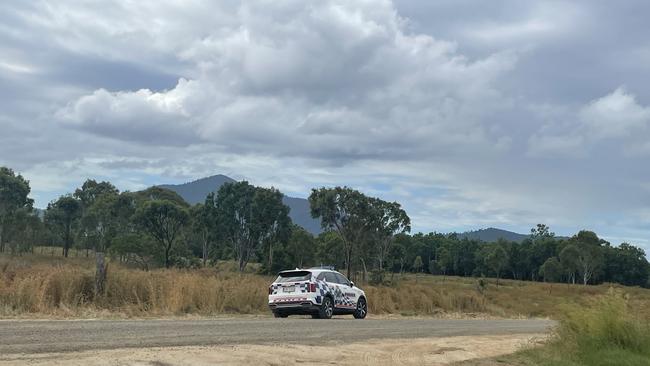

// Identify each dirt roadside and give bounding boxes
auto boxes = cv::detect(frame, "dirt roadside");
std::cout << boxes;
[0,334,546,366]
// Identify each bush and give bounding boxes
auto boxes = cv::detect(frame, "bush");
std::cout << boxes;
[369,270,386,285]
[521,290,650,366]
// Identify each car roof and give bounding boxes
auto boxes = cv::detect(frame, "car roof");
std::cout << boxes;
[277,268,340,276]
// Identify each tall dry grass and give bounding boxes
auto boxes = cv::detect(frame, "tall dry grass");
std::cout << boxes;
[0,256,270,316]
[2,255,650,319]
[365,283,489,316]
[513,290,650,366]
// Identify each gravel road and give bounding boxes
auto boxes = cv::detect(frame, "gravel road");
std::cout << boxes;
[0,318,554,355]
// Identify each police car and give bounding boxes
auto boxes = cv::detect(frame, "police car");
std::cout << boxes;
[268,267,368,319]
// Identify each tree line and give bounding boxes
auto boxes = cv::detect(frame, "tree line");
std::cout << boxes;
[0,167,648,287]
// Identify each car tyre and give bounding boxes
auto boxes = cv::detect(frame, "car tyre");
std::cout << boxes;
[353,297,367,319]
[317,296,334,319]
[273,311,288,318]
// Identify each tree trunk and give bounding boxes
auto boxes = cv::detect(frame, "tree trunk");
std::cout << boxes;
[202,236,208,267]
[360,258,367,284]
[165,244,171,268]
[239,256,246,272]
[63,223,70,258]
[95,252,107,297]
[268,241,273,273]
[346,246,353,279]
[0,222,4,253]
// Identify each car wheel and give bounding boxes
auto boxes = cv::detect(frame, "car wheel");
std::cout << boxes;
[273,311,288,318]
[317,296,334,319]
[353,297,367,319]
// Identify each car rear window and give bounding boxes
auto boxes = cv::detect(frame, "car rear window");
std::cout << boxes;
[275,271,311,283]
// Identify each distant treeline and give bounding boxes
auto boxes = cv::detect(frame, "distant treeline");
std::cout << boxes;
[1,166,648,287]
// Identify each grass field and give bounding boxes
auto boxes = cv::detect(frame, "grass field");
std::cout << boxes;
[460,291,650,366]
[1,253,650,320]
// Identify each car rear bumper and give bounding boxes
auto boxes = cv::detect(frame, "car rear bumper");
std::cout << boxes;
[268,300,320,314]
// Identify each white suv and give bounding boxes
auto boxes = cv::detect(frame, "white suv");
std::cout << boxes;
[268,268,368,319]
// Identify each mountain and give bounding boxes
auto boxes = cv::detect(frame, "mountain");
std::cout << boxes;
[159,175,236,205]
[456,227,530,242]
[158,175,322,235]
[158,176,549,241]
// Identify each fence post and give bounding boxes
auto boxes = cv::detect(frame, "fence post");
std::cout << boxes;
[95,252,107,298]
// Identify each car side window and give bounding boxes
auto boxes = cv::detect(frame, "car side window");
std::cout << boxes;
[335,273,350,286]
[324,272,338,283]
[316,273,326,281]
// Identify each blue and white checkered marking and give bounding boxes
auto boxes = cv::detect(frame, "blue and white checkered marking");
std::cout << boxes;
[268,269,366,313]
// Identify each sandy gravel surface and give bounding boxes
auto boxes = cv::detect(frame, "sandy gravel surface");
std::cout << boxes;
[0,318,553,355]
[0,318,553,365]
[0,334,546,365]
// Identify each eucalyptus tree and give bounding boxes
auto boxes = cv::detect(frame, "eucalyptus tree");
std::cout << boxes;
[369,199,411,272]
[135,199,189,268]
[74,179,119,208]
[540,257,562,292]
[485,243,509,286]
[0,167,34,253]
[74,180,120,254]
[559,244,580,284]
[45,195,82,257]
[213,181,291,272]
[309,187,373,278]
[286,224,315,269]
[570,230,605,285]
[3,207,42,254]
[85,193,122,253]
[189,193,218,266]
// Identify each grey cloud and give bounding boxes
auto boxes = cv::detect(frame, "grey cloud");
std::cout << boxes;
[1,0,650,251]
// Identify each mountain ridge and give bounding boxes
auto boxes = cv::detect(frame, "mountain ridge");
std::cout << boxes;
[456,227,530,242]
[157,175,545,242]
[158,174,322,235]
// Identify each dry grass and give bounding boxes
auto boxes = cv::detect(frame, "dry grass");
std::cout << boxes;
[0,255,270,317]
[458,290,650,366]
[2,254,650,319]
[374,274,650,319]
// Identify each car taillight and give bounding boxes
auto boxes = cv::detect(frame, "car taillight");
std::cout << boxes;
[309,283,316,292]
[268,286,273,295]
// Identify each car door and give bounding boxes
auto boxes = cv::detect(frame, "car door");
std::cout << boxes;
[323,272,344,308]
[334,273,357,309]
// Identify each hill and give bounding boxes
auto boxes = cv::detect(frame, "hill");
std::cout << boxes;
[457,227,530,242]
[157,176,546,241]
[158,175,322,235]
[158,175,236,204]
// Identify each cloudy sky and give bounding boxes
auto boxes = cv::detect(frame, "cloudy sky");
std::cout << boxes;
[2,0,650,248]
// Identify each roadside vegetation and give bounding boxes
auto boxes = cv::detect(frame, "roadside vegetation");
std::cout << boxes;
[2,164,650,323]
[2,167,649,292]
[2,254,649,319]
[462,291,650,366]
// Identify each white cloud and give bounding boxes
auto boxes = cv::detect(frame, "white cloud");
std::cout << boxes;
[580,87,650,139]
[57,79,203,145]
[2,0,650,252]
[528,87,650,158]
[53,0,518,162]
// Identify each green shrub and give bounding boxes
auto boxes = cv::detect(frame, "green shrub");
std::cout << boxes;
[520,289,650,366]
